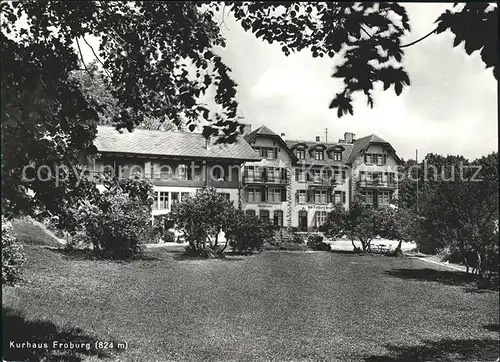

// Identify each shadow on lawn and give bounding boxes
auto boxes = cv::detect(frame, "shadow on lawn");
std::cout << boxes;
[48,247,161,262]
[384,268,477,287]
[484,323,499,332]
[365,337,499,361]
[2,307,123,362]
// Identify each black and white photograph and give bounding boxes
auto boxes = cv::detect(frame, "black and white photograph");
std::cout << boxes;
[1,1,498,361]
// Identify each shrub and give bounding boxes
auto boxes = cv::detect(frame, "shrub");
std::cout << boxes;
[164,230,176,243]
[291,233,305,244]
[64,231,92,251]
[2,220,26,285]
[307,234,332,251]
[83,191,151,258]
[227,211,273,253]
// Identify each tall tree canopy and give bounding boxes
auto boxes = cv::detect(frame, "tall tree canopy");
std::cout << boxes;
[1,1,497,218]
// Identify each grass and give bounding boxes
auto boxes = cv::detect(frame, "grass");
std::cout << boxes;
[11,218,63,247]
[2,245,499,361]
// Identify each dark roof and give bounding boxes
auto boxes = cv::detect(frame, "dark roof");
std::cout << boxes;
[94,126,261,161]
[286,139,354,166]
[244,125,279,142]
[245,125,297,161]
[346,134,400,164]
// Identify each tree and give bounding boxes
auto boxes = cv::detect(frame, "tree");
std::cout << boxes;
[168,187,235,256]
[2,2,497,220]
[225,209,273,253]
[323,200,382,253]
[418,152,499,283]
[376,207,416,256]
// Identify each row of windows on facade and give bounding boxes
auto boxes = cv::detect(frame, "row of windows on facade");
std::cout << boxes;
[246,187,346,205]
[253,146,388,165]
[360,191,392,205]
[152,191,231,210]
[245,209,329,227]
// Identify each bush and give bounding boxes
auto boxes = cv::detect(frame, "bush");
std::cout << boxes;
[2,220,26,285]
[164,230,176,243]
[64,231,92,251]
[291,233,305,244]
[307,234,332,251]
[83,191,151,258]
[227,211,274,253]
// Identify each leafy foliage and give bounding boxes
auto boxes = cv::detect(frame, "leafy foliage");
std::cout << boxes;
[2,219,26,285]
[74,177,154,258]
[306,234,332,251]
[1,1,496,223]
[168,187,234,255]
[226,210,273,253]
[435,3,498,79]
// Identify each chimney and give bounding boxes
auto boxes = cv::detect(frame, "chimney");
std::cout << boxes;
[205,136,210,150]
[280,132,286,140]
[315,136,320,142]
[240,124,252,135]
[344,132,355,144]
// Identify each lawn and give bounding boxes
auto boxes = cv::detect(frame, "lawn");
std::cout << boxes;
[2,245,499,361]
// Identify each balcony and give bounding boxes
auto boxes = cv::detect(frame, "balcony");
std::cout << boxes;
[358,180,397,189]
[308,178,337,187]
[243,176,287,185]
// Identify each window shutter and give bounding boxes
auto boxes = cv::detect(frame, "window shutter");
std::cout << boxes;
[295,170,298,181]
[342,192,346,203]
[274,148,278,159]
[295,191,299,203]
[327,191,332,203]
[364,154,368,163]
[261,186,266,202]
[383,154,387,165]
[281,188,286,202]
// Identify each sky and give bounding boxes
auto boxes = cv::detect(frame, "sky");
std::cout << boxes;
[210,3,498,161]
[75,3,498,161]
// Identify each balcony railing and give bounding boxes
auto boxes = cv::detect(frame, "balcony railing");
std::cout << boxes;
[243,176,287,184]
[308,178,337,186]
[358,180,396,188]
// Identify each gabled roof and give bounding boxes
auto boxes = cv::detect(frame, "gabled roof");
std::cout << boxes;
[244,125,279,142]
[244,125,297,161]
[346,134,400,164]
[94,126,261,161]
[286,139,354,166]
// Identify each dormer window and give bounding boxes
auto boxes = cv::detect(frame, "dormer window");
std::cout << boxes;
[333,151,342,161]
[314,150,324,160]
[296,149,305,159]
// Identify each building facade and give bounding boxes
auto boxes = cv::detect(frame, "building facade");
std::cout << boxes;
[91,124,402,230]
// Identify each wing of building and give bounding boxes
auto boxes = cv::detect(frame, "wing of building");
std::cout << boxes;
[90,125,402,230]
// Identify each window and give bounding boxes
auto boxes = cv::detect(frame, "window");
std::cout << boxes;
[267,187,282,203]
[334,191,346,204]
[297,190,307,204]
[245,210,256,217]
[364,153,386,165]
[314,189,327,204]
[361,191,373,204]
[259,147,277,160]
[259,210,270,223]
[219,193,231,201]
[388,172,396,184]
[181,192,191,202]
[247,187,261,202]
[315,211,328,227]
[296,149,306,159]
[153,192,158,210]
[379,191,391,205]
[315,150,324,160]
[312,169,321,182]
[171,192,179,205]
[159,192,169,210]
[273,210,283,227]
[296,169,306,182]
[333,152,342,161]
[175,164,187,180]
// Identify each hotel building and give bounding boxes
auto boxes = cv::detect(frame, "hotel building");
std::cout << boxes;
[91,124,402,230]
